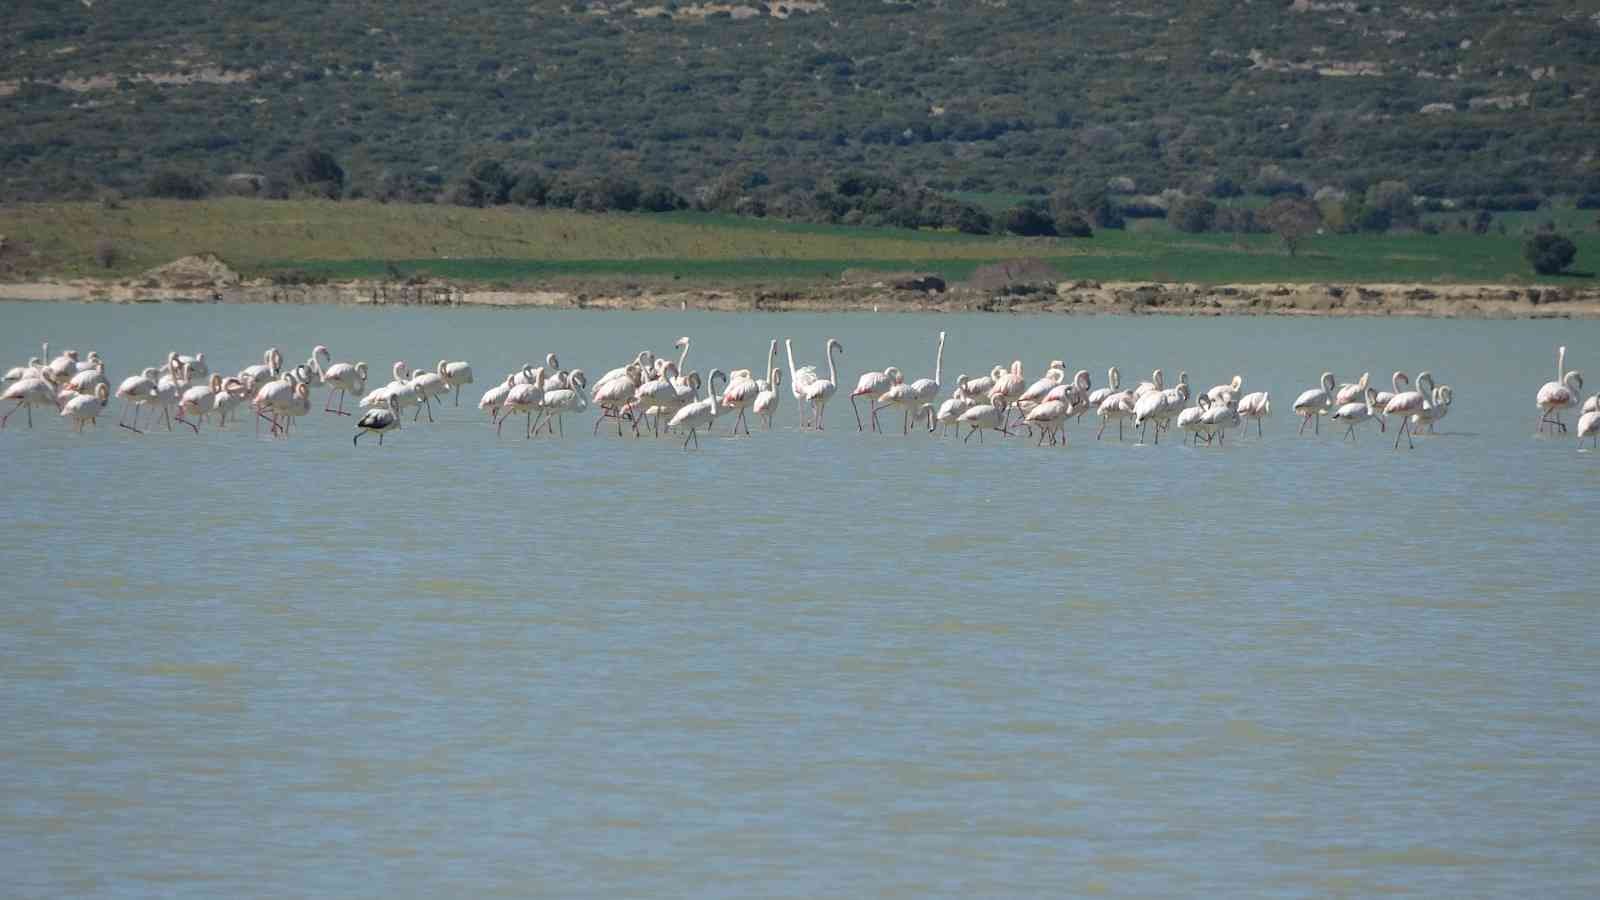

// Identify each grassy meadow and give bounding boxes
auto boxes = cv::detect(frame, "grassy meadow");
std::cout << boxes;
[0,198,1595,287]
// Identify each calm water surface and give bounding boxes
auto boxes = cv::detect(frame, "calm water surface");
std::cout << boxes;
[2,302,1599,897]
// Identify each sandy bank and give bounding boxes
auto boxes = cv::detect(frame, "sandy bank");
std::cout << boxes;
[2,274,1598,318]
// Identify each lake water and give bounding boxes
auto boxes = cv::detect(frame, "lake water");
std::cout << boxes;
[3,301,1599,897]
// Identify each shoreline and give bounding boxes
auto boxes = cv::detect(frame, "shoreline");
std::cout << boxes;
[3,275,1599,318]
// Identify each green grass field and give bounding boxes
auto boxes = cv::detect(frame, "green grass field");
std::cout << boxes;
[0,199,1594,287]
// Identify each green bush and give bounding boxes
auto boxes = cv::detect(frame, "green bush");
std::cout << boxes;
[1524,233,1577,275]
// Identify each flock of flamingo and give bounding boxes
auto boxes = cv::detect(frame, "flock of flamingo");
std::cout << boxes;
[2,336,1596,450]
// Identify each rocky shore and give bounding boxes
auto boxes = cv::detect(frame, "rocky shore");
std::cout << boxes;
[3,255,1597,318]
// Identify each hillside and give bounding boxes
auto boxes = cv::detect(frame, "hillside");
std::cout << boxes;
[4,1,1598,205]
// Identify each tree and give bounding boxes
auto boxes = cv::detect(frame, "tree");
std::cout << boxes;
[290,147,344,199]
[1001,206,1057,237]
[1525,233,1577,275]
[1056,212,1093,238]
[1260,196,1322,256]
[1169,195,1217,233]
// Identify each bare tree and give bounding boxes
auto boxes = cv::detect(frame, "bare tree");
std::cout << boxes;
[1261,196,1322,257]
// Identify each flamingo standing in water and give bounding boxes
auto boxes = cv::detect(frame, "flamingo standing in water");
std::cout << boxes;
[1384,371,1435,450]
[849,365,900,432]
[354,394,402,446]
[752,368,782,430]
[439,359,474,405]
[1236,391,1271,437]
[1331,387,1380,442]
[114,367,160,433]
[1536,346,1583,434]
[1293,372,1336,435]
[788,338,841,430]
[0,369,60,428]
[60,383,110,431]
[669,369,725,449]
[1577,394,1600,449]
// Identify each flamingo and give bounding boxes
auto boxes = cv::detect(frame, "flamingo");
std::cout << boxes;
[593,364,644,435]
[1235,391,1271,438]
[439,359,474,405]
[1412,384,1452,435]
[958,396,1007,443]
[789,338,842,430]
[1023,396,1071,446]
[479,373,517,422]
[354,394,402,446]
[850,365,900,432]
[1293,372,1336,435]
[1334,372,1370,407]
[668,369,725,449]
[322,359,367,416]
[0,370,60,428]
[753,367,783,430]
[1384,371,1435,450]
[177,368,220,431]
[1132,368,1164,400]
[67,360,107,396]
[900,331,948,431]
[1086,367,1119,421]
[46,348,81,381]
[239,348,282,389]
[1577,394,1600,449]
[962,366,1002,401]
[212,376,249,427]
[1536,346,1583,434]
[4,356,46,384]
[1331,387,1380,442]
[633,363,684,436]
[498,369,547,438]
[1200,398,1241,445]
[1206,374,1244,405]
[1175,395,1211,445]
[1096,386,1136,441]
[409,366,448,422]
[535,371,588,437]
[935,378,975,437]
[60,383,110,431]
[114,367,161,433]
[174,351,207,380]
[155,360,187,432]
[724,341,777,435]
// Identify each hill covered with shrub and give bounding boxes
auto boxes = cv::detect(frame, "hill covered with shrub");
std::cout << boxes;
[4,0,1598,212]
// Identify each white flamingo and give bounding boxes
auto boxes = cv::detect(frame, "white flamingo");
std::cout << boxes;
[1577,394,1600,449]
[114,366,161,433]
[177,368,220,431]
[593,363,644,435]
[0,370,60,428]
[439,359,474,405]
[212,376,249,427]
[60,383,110,431]
[498,369,548,438]
[850,365,900,432]
[1175,395,1211,445]
[934,378,975,437]
[753,367,783,430]
[1384,371,1435,450]
[322,359,368,416]
[722,341,776,435]
[1200,398,1241,445]
[1334,372,1370,407]
[669,369,725,449]
[958,396,1007,443]
[535,371,588,437]
[1536,346,1583,434]
[790,338,842,430]
[1206,374,1244,405]
[1293,372,1336,435]
[239,348,281,389]
[479,373,517,422]
[1096,386,1136,441]
[1235,391,1271,438]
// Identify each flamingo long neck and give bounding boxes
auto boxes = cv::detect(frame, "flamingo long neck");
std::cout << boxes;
[932,332,944,385]
[784,339,798,383]
[1109,368,1119,389]
[1557,346,1566,383]
[765,340,777,382]
[826,341,839,384]
[677,339,690,371]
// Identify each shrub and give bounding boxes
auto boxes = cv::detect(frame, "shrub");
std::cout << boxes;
[1001,206,1057,237]
[1169,196,1217,233]
[289,147,345,199]
[94,239,119,269]
[145,169,210,200]
[1056,212,1093,238]
[1525,233,1577,275]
